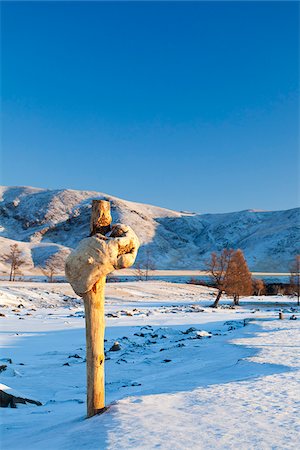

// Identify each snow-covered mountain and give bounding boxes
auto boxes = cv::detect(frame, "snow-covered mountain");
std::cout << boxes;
[0,185,299,273]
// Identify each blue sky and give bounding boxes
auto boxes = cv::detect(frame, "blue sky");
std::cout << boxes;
[1,1,299,213]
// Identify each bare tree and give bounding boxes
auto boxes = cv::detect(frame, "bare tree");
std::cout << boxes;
[252,278,265,296]
[40,248,70,282]
[224,249,253,305]
[205,249,234,307]
[134,262,145,281]
[290,255,300,306]
[41,261,57,283]
[3,244,25,281]
[144,248,155,280]
[134,248,155,281]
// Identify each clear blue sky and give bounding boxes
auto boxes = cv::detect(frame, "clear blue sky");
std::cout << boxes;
[1,1,299,213]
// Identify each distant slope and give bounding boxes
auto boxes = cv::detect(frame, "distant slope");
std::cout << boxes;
[0,186,299,273]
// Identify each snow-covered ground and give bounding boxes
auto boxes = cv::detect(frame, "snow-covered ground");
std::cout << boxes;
[0,281,299,449]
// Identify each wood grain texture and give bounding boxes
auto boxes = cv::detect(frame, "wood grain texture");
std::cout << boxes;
[90,200,112,236]
[83,276,106,417]
[85,200,111,417]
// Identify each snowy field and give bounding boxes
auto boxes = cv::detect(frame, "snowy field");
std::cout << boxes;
[0,281,299,450]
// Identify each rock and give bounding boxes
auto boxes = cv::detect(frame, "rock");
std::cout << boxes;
[190,305,205,312]
[17,304,24,309]
[1,358,12,364]
[109,341,121,352]
[0,365,7,372]
[182,327,197,334]
[0,383,42,408]
[162,359,172,363]
[196,330,211,338]
[0,313,6,317]
[116,358,127,364]
[290,315,297,320]
[68,354,82,359]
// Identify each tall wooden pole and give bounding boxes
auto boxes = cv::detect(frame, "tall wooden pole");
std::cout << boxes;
[65,198,139,417]
[83,199,111,417]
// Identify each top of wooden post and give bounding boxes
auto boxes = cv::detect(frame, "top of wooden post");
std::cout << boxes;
[90,200,112,236]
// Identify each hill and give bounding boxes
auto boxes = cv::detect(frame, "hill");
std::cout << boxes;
[0,186,299,273]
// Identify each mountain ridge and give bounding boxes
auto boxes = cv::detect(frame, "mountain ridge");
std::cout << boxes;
[0,185,299,273]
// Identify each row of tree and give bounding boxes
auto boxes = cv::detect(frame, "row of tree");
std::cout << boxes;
[2,244,69,282]
[2,244,300,307]
[206,249,300,307]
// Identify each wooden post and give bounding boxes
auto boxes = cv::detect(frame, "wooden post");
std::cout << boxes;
[90,199,112,236]
[279,312,284,320]
[83,200,111,417]
[65,198,139,418]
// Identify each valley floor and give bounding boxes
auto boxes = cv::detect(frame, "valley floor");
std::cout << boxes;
[0,281,299,449]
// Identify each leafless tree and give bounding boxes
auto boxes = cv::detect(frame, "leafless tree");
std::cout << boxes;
[205,249,234,307]
[290,255,300,306]
[40,248,70,282]
[134,262,145,281]
[40,261,57,283]
[224,249,253,305]
[252,278,265,296]
[3,244,25,281]
[144,248,155,280]
[134,248,155,281]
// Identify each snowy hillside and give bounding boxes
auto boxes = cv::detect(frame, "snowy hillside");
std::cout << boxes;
[0,185,299,273]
